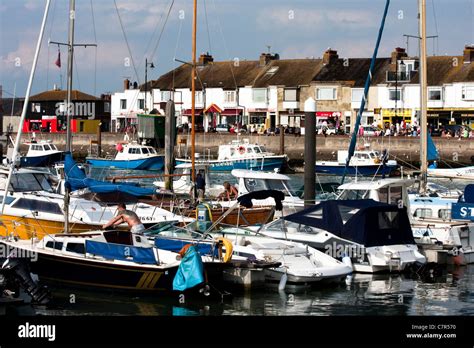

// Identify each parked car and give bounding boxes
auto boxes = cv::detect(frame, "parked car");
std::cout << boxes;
[361,126,382,136]
[316,125,337,135]
[215,124,230,133]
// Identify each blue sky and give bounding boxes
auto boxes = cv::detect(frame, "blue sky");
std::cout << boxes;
[1,0,473,98]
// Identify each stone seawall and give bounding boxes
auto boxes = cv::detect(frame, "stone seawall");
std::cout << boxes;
[6,132,474,165]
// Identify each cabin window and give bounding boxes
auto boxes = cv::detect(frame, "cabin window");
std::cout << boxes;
[414,208,432,218]
[389,186,403,206]
[51,144,58,150]
[378,211,400,230]
[12,198,62,214]
[45,241,63,250]
[10,173,53,192]
[148,148,156,154]
[378,188,389,203]
[0,195,15,205]
[438,209,451,219]
[66,243,85,254]
[43,144,51,150]
[141,148,149,154]
[128,148,139,154]
[247,148,254,154]
[266,179,287,193]
[244,178,266,192]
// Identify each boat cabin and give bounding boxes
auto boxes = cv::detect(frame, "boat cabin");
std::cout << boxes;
[115,141,159,160]
[217,139,273,160]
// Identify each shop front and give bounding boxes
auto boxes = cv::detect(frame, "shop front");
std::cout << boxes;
[381,108,412,127]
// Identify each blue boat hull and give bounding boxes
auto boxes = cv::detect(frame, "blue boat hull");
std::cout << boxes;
[20,152,65,168]
[86,156,164,170]
[176,157,286,172]
[314,164,396,176]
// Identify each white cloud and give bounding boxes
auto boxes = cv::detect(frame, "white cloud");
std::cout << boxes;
[257,7,378,31]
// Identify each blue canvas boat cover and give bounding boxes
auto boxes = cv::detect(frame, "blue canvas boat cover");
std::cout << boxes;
[85,240,157,264]
[172,245,205,291]
[283,199,415,247]
[64,153,155,196]
[463,184,474,203]
[155,238,217,256]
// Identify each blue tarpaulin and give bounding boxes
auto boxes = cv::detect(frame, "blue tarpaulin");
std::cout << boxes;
[172,245,205,291]
[64,153,156,196]
[85,240,157,264]
[155,238,217,256]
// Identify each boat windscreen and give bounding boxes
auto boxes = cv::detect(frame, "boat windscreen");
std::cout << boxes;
[10,173,54,192]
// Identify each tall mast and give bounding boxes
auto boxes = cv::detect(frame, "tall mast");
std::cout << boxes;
[66,0,75,152]
[419,0,428,194]
[64,0,76,234]
[191,0,197,184]
[1,0,51,214]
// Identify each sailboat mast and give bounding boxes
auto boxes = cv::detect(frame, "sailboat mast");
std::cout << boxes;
[419,0,428,194]
[66,0,75,152]
[191,0,197,183]
[64,0,76,234]
[1,0,51,214]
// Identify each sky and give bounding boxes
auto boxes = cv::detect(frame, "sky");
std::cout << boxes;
[1,0,474,99]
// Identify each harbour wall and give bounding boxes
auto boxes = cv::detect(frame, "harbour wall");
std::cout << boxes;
[5,132,474,166]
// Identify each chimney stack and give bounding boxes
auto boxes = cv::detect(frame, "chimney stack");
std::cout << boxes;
[322,49,339,65]
[259,53,279,67]
[199,53,214,66]
[391,47,408,66]
[123,79,130,90]
[463,45,474,64]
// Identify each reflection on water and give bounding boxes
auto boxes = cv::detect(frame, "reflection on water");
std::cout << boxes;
[26,265,474,316]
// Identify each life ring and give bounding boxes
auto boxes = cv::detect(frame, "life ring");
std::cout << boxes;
[214,237,233,263]
[238,146,245,155]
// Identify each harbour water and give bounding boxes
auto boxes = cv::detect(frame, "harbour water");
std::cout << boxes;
[26,265,474,316]
[22,169,474,317]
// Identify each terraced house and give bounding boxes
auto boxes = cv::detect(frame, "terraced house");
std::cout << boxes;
[110,45,474,134]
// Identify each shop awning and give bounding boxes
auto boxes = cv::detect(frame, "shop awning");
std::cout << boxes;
[221,108,243,116]
[182,108,204,116]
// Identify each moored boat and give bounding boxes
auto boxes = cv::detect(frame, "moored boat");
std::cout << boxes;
[86,141,164,170]
[176,139,287,172]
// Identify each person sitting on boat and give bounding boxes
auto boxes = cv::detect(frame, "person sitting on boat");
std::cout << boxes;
[218,181,238,201]
[102,203,146,234]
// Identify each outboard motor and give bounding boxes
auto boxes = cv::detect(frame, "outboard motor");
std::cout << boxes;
[1,257,50,305]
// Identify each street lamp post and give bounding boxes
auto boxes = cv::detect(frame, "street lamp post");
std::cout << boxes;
[144,58,155,113]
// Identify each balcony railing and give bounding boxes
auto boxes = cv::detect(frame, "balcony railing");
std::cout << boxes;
[386,71,413,82]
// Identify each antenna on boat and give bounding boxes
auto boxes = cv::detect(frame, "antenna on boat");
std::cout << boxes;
[1,0,52,214]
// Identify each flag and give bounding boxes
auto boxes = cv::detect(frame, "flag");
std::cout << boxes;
[55,50,61,68]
